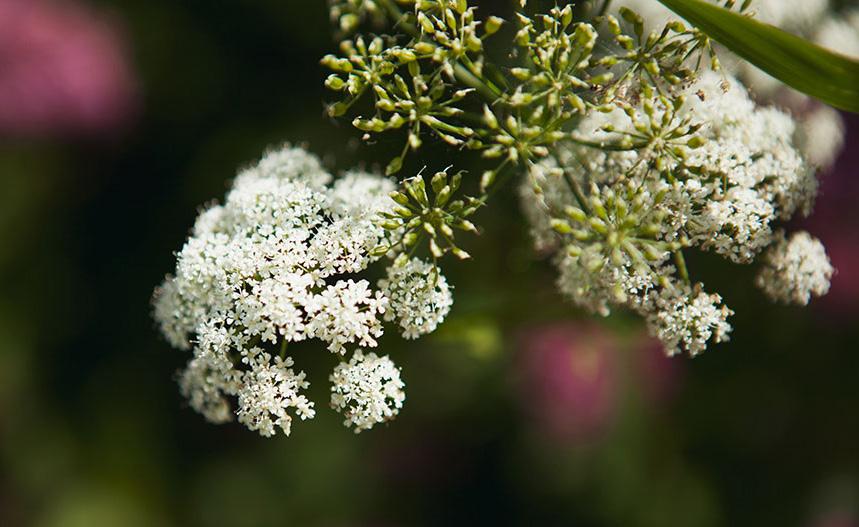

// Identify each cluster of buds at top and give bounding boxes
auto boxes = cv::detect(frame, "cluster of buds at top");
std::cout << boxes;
[511,6,601,114]
[550,180,686,289]
[323,0,720,184]
[376,169,481,259]
[573,92,709,182]
[595,9,718,101]
[328,0,388,34]
[412,0,497,76]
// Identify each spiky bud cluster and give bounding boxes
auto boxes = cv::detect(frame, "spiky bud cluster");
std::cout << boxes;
[377,169,481,260]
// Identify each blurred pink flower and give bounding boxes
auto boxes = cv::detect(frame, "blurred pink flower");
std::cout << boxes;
[517,323,682,443]
[810,511,859,527]
[803,113,859,312]
[518,323,620,442]
[633,334,682,405]
[0,0,137,137]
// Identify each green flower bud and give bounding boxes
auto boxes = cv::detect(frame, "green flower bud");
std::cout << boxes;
[485,16,504,36]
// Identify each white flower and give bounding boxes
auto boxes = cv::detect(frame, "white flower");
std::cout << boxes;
[815,12,859,60]
[178,356,233,425]
[236,356,315,437]
[305,279,388,354]
[329,170,396,218]
[153,145,420,436]
[330,350,405,433]
[756,231,834,305]
[378,257,453,339]
[514,69,826,356]
[646,284,734,357]
[796,105,845,169]
[689,187,776,264]
[237,144,332,190]
[519,159,573,253]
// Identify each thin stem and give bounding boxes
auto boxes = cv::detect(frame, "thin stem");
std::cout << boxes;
[562,167,592,215]
[597,0,614,18]
[673,249,690,284]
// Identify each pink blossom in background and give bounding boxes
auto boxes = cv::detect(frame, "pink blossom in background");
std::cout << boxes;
[518,324,620,442]
[810,511,859,527]
[633,334,682,405]
[804,113,859,312]
[518,323,682,443]
[0,0,137,137]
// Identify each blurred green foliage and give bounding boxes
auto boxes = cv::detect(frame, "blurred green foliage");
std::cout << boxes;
[1,1,858,526]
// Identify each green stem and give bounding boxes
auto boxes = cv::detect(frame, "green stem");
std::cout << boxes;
[568,135,640,152]
[597,0,613,17]
[673,249,690,284]
[562,167,592,215]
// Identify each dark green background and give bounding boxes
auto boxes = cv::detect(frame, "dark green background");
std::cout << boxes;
[1,1,858,525]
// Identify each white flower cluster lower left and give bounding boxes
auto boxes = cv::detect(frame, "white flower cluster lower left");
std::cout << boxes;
[152,146,452,436]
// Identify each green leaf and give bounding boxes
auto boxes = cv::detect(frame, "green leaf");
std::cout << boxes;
[656,0,859,112]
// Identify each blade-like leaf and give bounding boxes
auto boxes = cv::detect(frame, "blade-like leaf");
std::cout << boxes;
[656,0,859,112]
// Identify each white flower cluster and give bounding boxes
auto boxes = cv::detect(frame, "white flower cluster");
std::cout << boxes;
[612,0,852,169]
[329,350,406,432]
[153,146,454,436]
[520,72,830,356]
[379,257,453,339]
[756,231,834,305]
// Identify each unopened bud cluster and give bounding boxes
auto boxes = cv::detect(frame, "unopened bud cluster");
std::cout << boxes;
[377,169,481,260]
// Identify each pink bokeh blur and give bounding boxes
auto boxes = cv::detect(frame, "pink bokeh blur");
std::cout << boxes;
[805,114,859,312]
[0,0,137,137]
[517,323,680,444]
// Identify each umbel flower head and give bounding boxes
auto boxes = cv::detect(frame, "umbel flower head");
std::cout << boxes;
[152,146,454,436]
[756,231,834,306]
[330,350,406,433]
[519,72,832,356]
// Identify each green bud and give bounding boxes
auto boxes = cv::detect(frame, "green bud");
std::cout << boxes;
[328,101,349,117]
[429,238,444,258]
[510,68,531,81]
[431,171,447,194]
[391,48,417,63]
[551,219,573,234]
[370,245,390,257]
[686,136,707,148]
[436,186,452,207]
[405,176,429,206]
[564,206,587,223]
[485,16,504,35]
[458,220,477,233]
[451,247,471,260]
[417,12,435,33]
[385,156,403,175]
[414,41,436,54]
[483,105,498,129]
[394,206,414,218]
[376,99,395,112]
[324,75,346,91]
[389,191,410,206]
[480,170,496,192]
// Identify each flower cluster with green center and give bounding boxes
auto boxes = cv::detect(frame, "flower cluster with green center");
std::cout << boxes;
[323,0,834,357]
